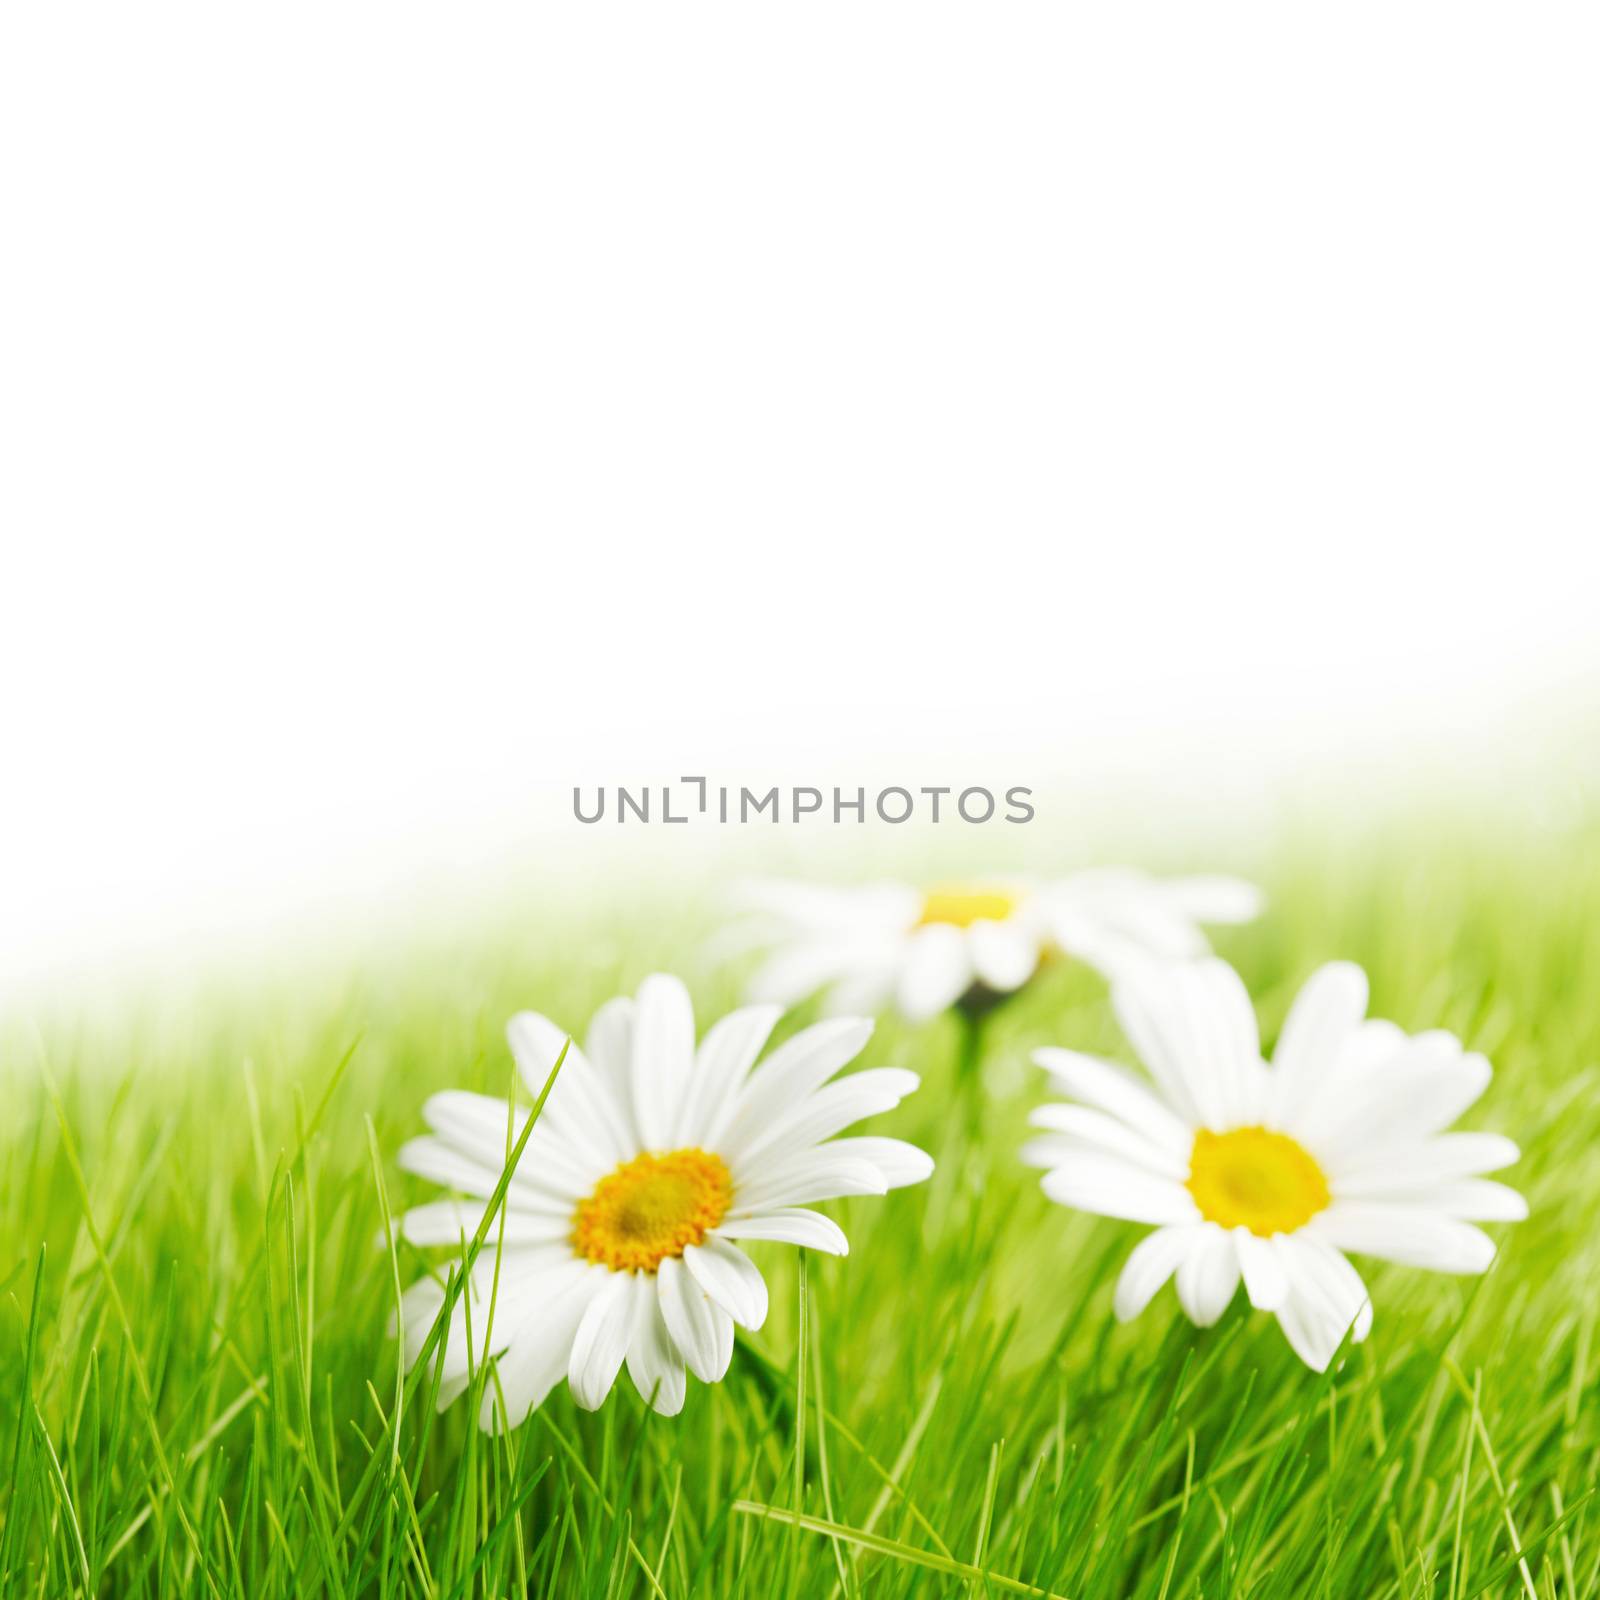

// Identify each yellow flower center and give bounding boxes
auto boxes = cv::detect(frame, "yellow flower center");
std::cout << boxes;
[1186,1126,1330,1237]
[916,886,1020,929]
[572,1148,733,1273]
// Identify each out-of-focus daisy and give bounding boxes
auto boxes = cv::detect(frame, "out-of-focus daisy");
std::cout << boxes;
[727,871,1262,1023]
[1027,959,1526,1370]
[396,975,931,1428]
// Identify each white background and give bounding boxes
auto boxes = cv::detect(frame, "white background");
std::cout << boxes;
[3,5,1598,989]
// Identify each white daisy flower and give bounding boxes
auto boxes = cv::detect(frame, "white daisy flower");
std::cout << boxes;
[728,870,1262,1023]
[396,974,931,1428]
[1027,958,1527,1370]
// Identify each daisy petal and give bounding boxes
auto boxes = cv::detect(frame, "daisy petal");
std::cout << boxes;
[716,1017,874,1152]
[656,1258,734,1383]
[684,1238,769,1331]
[398,1133,578,1209]
[1028,1104,1187,1178]
[896,925,972,1021]
[1268,962,1368,1126]
[630,975,698,1151]
[1040,1154,1198,1226]
[397,1136,505,1200]
[746,942,861,1008]
[730,1068,919,1170]
[583,997,639,1138]
[712,1209,850,1255]
[1113,1225,1195,1321]
[1020,1134,1078,1169]
[730,1152,889,1212]
[1271,1236,1371,1372]
[1273,1285,1340,1373]
[682,1003,784,1148]
[1297,1237,1373,1341]
[1296,1039,1493,1166]
[1235,1230,1290,1311]
[422,1091,605,1197]
[399,1200,564,1248]
[1163,875,1264,924]
[1408,1179,1529,1221]
[1335,1132,1520,1193]
[567,1273,638,1411]
[967,920,1038,992]
[1175,1226,1239,1326]
[477,1266,606,1431]
[1372,1046,1492,1144]
[410,1253,588,1387]
[1312,1204,1498,1273]
[1032,1048,1193,1160]
[504,1018,631,1166]
[626,1292,687,1416]
[1114,961,1262,1130]
[817,1136,934,1189]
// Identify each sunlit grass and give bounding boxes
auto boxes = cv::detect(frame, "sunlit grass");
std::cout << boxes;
[2,826,1598,1596]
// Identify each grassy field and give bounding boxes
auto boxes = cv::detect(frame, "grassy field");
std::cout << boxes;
[3,827,1599,1597]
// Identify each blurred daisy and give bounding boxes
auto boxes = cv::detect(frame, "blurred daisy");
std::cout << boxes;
[728,870,1262,1022]
[396,975,930,1428]
[1027,959,1526,1370]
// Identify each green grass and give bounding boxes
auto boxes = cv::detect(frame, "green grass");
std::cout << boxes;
[3,828,1599,1597]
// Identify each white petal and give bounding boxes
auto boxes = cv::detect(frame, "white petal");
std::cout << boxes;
[476,1265,606,1431]
[1175,1226,1239,1326]
[399,1199,565,1248]
[397,1135,505,1200]
[1406,1179,1528,1221]
[1292,1034,1492,1166]
[504,1017,631,1168]
[584,995,635,1077]
[1112,1225,1196,1321]
[684,1238,769,1331]
[1298,1237,1374,1341]
[625,1291,687,1416]
[745,942,859,1007]
[712,1209,849,1255]
[1162,875,1264,925]
[1020,1134,1078,1169]
[1267,962,1368,1126]
[819,969,898,1017]
[567,1272,638,1411]
[1334,1132,1520,1193]
[729,1068,920,1170]
[1311,1204,1497,1273]
[681,1003,784,1148]
[1273,1285,1339,1373]
[967,920,1038,992]
[398,1132,579,1210]
[1370,1047,1492,1144]
[656,1257,734,1383]
[895,925,972,1021]
[816,1136,934,1189]
[418,1094,597,1200]
[629,974,698,1151]
[730,1151,889,1212]
[1270,1236,1371,1371]
[714,1016,874,1153]
[1045,869,1212,970]
[1028,1104,1187,1178]
[1031,1048,1193,1160]
[1040,1154,1199,1226]
[1113,961,1264,1130]
[1178,961,1267,1129]
[413,1253,587,1387]
[1234,1230,1290,1311]
[583,997,639,1139]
